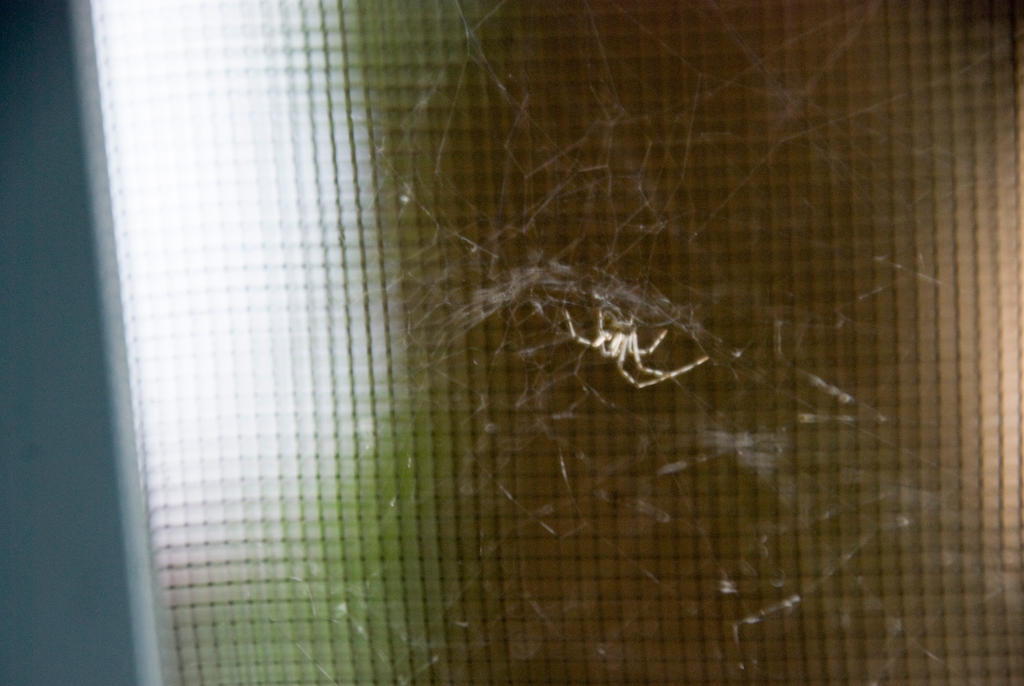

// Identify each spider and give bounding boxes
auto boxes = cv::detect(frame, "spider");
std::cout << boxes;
[564,308,709,388]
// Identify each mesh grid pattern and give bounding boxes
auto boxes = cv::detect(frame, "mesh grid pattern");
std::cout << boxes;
[88,1,1023,683]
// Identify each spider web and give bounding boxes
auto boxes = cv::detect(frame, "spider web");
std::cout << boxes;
[363,1,1023,683]
[88,1,1024,684]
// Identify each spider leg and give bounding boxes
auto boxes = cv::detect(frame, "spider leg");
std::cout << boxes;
[602,332,626,358]
[615,360,646,388]
[564,308,595,347]
[633,354,711,388]
[635,329,668,356]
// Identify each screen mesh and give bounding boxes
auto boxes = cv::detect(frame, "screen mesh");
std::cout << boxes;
[86,1,1023,683]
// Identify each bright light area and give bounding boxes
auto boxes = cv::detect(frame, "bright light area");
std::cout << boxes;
[91,0,379,560]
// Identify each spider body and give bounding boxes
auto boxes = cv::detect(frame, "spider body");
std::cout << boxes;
[564,308,709,388]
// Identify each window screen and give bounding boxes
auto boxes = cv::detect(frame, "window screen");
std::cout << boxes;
[83,1,1023,683]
